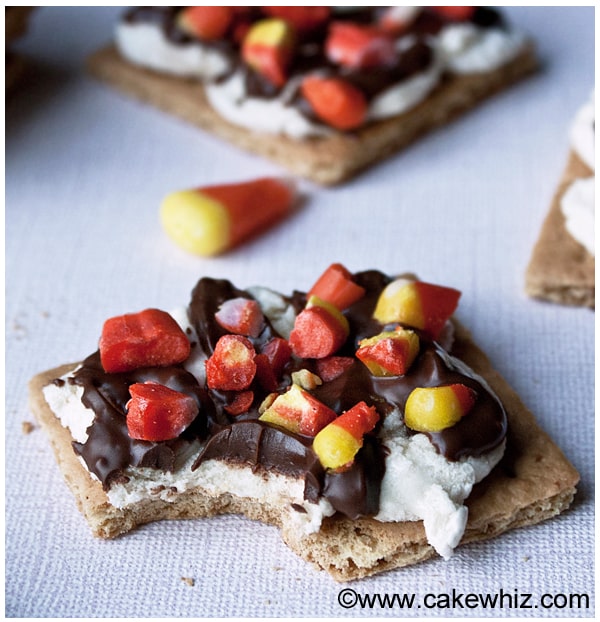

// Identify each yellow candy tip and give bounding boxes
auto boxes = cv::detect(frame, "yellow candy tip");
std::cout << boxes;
[160,190,230,257]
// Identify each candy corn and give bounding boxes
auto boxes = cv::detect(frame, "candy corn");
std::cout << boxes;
[404,384,477,433]
[289,295,349,359]
[177,6,234,40]
[205,334,257,391]
[356,328,419,376]
[241,18,295,87]
[99,308,191,374]
[313,401,379,469]
[307,263,366,311]
[160,177,296,257]
[373,278,461,340]
[126,381,199,441]
[259,383,337,437]
[300,76,367,131]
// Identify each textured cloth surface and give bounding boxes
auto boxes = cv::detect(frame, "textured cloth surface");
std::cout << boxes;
[6,7,594,618]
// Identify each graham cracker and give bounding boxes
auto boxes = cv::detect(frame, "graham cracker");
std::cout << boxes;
[28,321,578,581]
[525,151,595,308]
[87,44,538,185]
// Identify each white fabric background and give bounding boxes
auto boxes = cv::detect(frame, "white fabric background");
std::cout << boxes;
[5,6,594,618]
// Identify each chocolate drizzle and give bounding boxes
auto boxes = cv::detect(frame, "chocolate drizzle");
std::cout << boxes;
[64,269,507,520]
[120,6,505,110]
[71,352,212,488]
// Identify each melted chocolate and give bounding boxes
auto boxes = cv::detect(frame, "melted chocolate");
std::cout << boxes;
[120,6,504,109]
[65,269,507,519]
[192,420,323,503]
[71,352,212,489]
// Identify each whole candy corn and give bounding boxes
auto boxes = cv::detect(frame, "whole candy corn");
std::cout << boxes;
[373,278,461,340]
[404,384,477,433]
[160,177,296,256]
[313,401,379,469]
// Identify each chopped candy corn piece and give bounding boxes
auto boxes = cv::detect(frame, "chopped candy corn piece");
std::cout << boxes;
[325,22,397,69]
[253,353,279,392]
[356,328,420,376]
[404,384,477,433]
[99,308,191,373]
[177,6,234,40]
[260,337,292,377]
[224,390,254,416]
[126,381,199,441]
[205,334,257,391]
[259,384,337,436]
[314,356,354,382]
[160,177,296,257]
[307,263,366,310]
[289,295,349,359]
[301,76,367,131]
[373,278,461,340]
[261,6,330,33]
[313,401,379,469]
[214,297,265,338]
[433,6,476,21]
[241,18,295,87]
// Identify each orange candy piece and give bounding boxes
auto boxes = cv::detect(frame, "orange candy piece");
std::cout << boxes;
[177,6,234,40]
[313,401,379,469]
[301,76,367,131]
[307,263,366,311]
[160,177,296,256]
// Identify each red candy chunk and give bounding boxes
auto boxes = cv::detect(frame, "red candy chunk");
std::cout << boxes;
[224,390,254,416]
[308,263,366,311]
[301,76,367,131]
[325,22,397,70]
[433,6,476,21]
[205,334,257,391]
[289,297,349,359]
[261,6,330,33]
[99,308,191,374]
[260,337,292,377]
[314,356,354,382]
[177,6,234,40]
[214,297,265,338]
[415,281,461,340]
[254,353,279,392]
[126,381,198,441]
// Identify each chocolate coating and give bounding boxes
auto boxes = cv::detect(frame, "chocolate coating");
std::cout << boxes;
[65,269,507,519]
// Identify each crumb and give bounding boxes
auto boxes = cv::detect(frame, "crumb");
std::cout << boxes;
[22,421,35,434]
[181,577,195,587]
[522,556,531,562]
[41,310,50,318]
[272,565,283,572]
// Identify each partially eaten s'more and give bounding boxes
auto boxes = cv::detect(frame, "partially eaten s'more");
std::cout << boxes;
[87,6,537,184]
[526,93,595,308]
[29,263,578,581]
